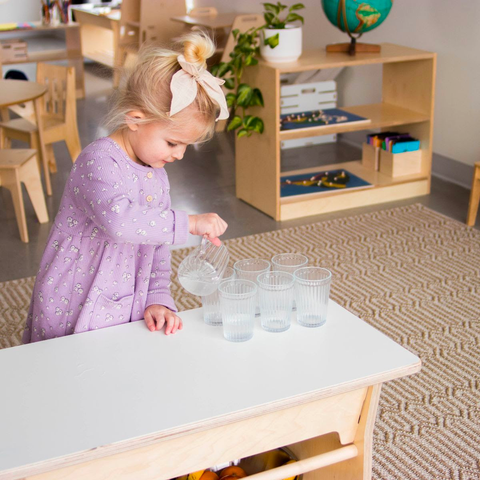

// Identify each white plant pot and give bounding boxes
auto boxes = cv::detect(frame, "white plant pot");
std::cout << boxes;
[260,24,303,63]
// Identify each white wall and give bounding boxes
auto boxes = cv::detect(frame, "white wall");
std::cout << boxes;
[197,0,480,168]
[0,0,41,23]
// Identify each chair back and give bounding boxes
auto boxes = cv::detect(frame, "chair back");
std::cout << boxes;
[189,7,218,17]
[36,63,76,124]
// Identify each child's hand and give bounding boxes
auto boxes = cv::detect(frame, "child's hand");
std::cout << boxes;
[144,305,183,335]
[188,213,228,246]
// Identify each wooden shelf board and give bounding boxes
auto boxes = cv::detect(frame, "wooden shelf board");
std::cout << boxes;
[262,43,435,73]
[280,160,429,204]
[1,49,75,65]
[0,21,80,33]
[279,103,430,141]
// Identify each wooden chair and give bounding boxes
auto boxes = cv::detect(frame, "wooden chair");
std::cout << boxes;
[0,63,82,195]
[0,149,49,243]
[467,161,480,226]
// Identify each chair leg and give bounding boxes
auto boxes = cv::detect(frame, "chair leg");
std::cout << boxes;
[65,129,82,163]
[467,166,480,226]
[46,143,57,174]
[2,170,29,242]
[21,155,49,224]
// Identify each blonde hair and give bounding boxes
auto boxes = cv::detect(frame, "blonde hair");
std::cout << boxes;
[104,30,219,142]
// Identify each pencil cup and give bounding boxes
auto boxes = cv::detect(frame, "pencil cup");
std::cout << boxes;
[257,271,294,333]
[201,266,235,326]
[233,259,271,314]
[294,267,332,328]
[219,279,257,342]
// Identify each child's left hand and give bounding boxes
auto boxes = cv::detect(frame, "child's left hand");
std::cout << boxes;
[144,305,183,335]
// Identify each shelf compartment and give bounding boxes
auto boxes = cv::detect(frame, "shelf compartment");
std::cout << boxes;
[279,103,430,141]
[280,160,429,220]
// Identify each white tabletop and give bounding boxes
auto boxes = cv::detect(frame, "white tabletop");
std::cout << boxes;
[0,301,420,477]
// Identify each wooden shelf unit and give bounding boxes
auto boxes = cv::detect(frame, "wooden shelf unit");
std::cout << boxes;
[235,43,436,221]
[0,22,85,99]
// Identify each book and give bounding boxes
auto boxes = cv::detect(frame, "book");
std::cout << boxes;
[280,108,370,131]
[280,169,373,198]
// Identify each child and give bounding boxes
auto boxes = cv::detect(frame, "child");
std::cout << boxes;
[23,31,229,343]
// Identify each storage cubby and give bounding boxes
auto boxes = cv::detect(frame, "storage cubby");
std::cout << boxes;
[235,44,436,221]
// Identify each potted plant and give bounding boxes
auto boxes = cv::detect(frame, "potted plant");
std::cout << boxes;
[260,2,305,63]
[210,3,305,137]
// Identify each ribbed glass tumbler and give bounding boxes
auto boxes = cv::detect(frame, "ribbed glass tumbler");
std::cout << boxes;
[218,279,257,342]
[233,258,271,314]
[271,253,309,273]
[294,267,332,328]
[201,266,235,326]
[257,271,294,332]
[271,253,308,309]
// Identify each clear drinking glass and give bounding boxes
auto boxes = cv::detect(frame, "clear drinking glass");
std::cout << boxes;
[233,259,271,314]
[257,271,294,333]
[271,253,308,309]
[294,267,332,328]
[201,266,235,326]
[271,253,309,273]
[218,279,257,342]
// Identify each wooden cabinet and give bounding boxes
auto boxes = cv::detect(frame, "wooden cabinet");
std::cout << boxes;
[235,43,436,221]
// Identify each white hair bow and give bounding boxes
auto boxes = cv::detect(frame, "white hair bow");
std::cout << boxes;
[169,55,229,121]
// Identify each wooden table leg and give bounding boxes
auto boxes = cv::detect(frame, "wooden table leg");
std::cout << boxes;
[467,164,480,226]
[290,384,382,480]
[34,97,52,196]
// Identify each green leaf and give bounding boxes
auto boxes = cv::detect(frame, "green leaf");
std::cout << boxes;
[289,3,305,11]
[227,115,243,131]
[242,115,255,128]
[263,12,275,26]
[285,13,304,24]
[249,57,259,66]
[276,1,287,12]
[215,62,231,77]
[237,84,253,107]
[226,93,236,108]
[210,64,220,76]
[251,117,264,134]
[232,28,239,40]
[263,2,280,14]
[224,78,235,90]
[251,88,264,107]
[237,128,249,138]
[264,33,280,48]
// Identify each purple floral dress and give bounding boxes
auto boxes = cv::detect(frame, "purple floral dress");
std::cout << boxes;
[23,137,189,343]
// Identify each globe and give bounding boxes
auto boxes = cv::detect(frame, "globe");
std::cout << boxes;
[322,0,393,35]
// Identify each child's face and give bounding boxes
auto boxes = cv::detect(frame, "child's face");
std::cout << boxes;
[127,115,206,169]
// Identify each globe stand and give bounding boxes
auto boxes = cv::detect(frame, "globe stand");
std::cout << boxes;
[326,37,381,56]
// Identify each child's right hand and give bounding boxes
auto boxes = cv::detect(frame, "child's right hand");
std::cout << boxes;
[188,213,228,246]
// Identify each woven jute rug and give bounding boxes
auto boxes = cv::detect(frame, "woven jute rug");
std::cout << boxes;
[1,204,479,479]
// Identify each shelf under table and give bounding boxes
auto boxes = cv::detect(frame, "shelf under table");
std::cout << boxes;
[279,103,430,141]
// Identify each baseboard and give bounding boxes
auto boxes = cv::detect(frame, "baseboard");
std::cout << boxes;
[339,133,474,190]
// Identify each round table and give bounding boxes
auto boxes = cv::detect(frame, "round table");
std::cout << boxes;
[0,79,46,108]
[0,79,51,195]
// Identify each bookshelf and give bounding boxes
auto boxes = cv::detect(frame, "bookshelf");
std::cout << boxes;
[235,43,436,221]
